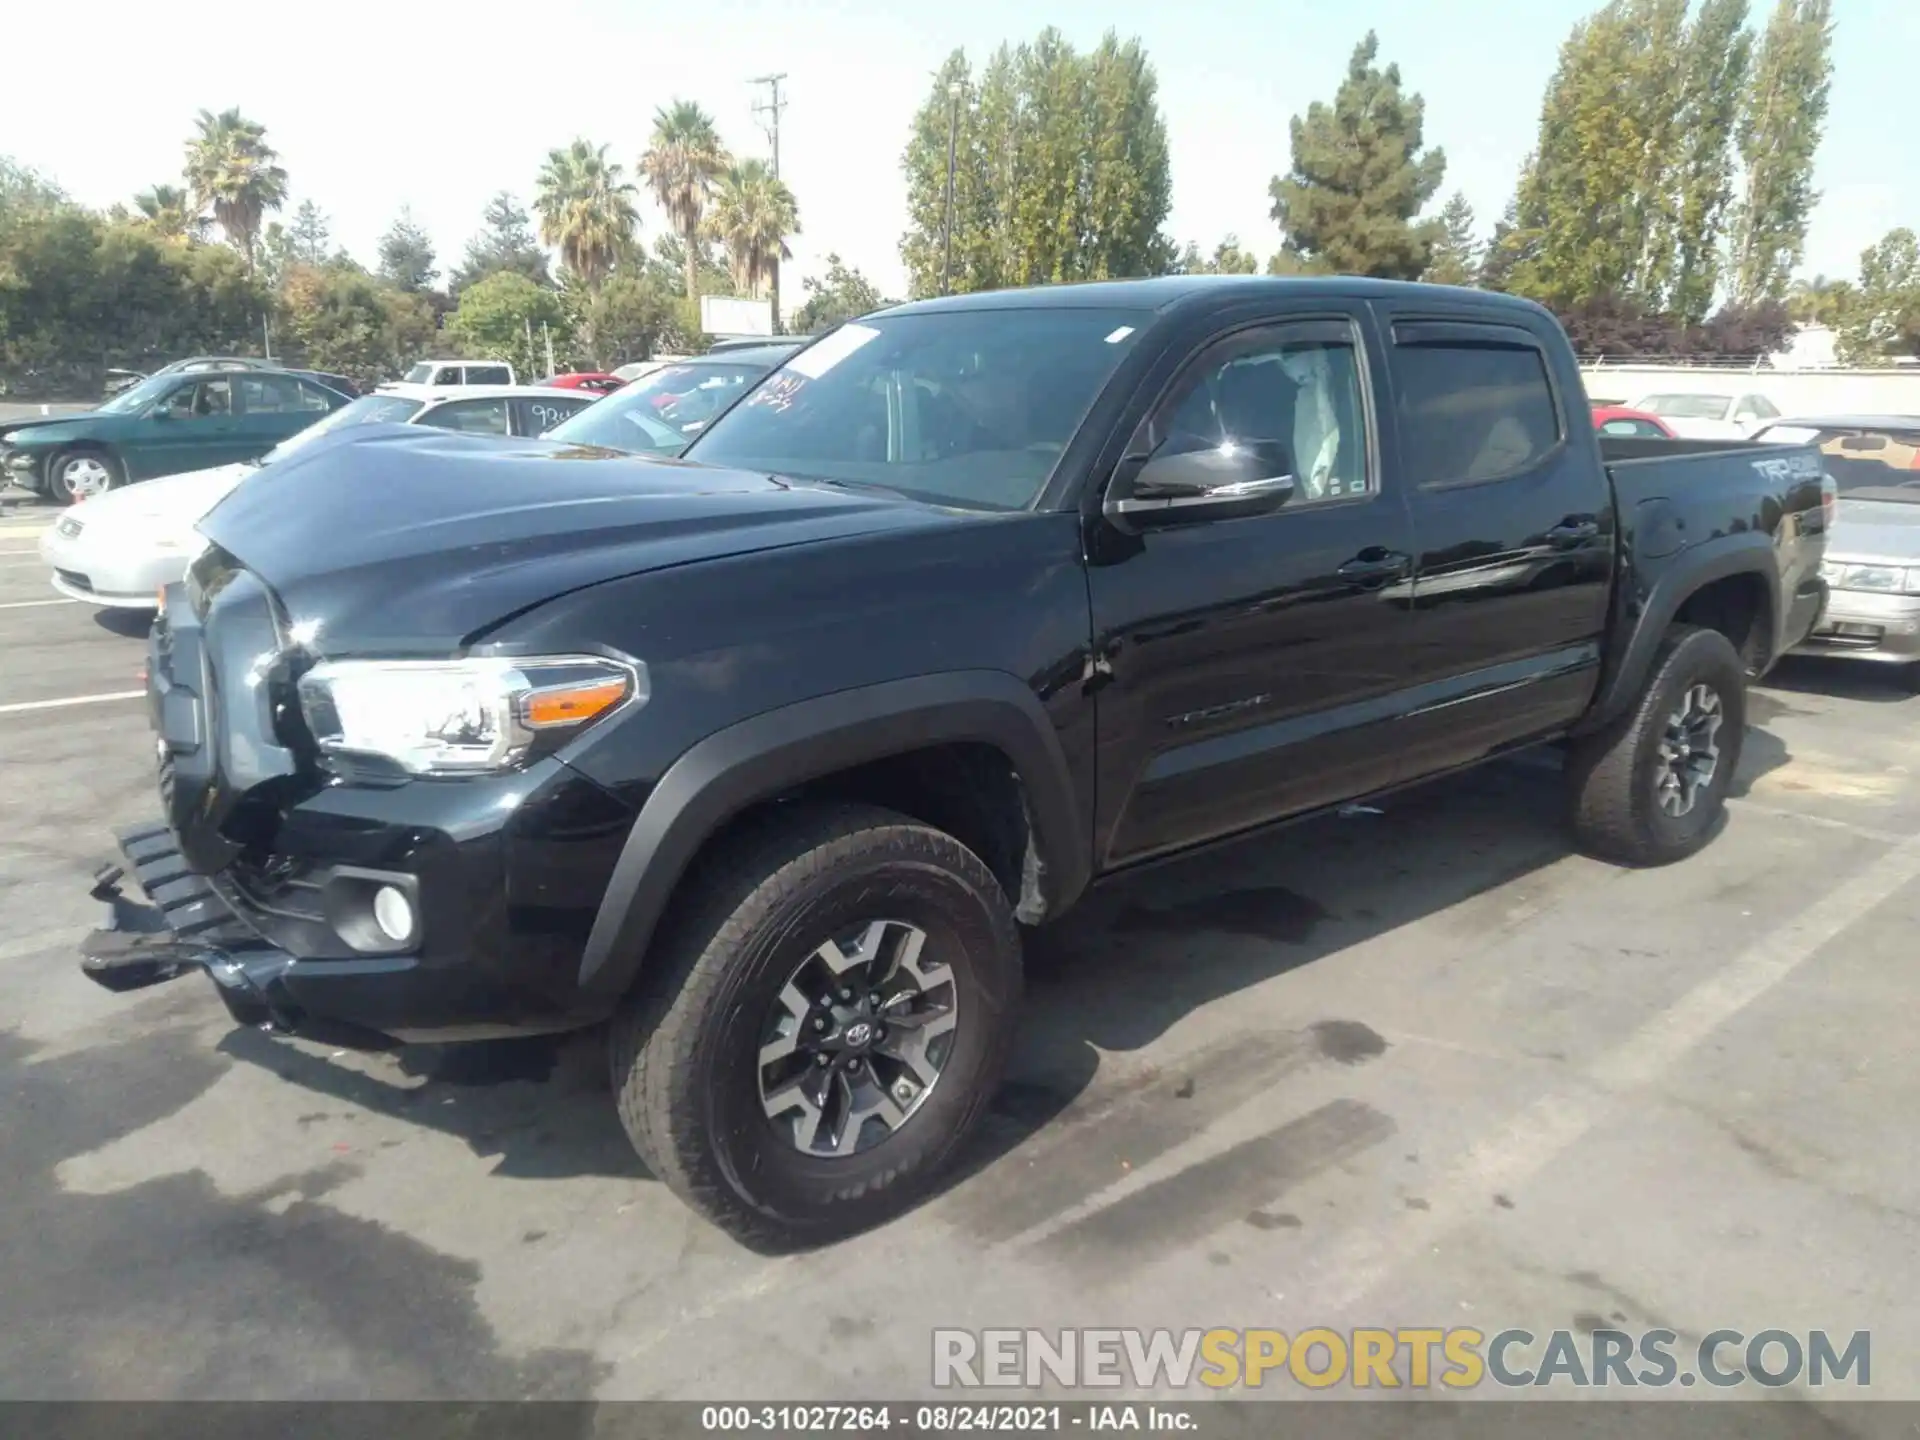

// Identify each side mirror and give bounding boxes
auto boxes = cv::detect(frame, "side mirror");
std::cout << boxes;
[1104,437,1295,529]
[147,405,172,420]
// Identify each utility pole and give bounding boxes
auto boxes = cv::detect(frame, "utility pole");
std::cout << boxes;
[941,80,963,296]
[751,73,788,333]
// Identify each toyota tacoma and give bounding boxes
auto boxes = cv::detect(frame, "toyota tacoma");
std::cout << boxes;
[80,278,1832,1247]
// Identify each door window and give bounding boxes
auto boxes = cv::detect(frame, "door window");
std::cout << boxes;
[1394,341,1560,486]
[1155,325,1372,504]
[237,373,309,414]
[1601,418,1665,438]
[513,396,591,436]
[466,365,512,385]
[164,379,233,419]
[417,398,512,435]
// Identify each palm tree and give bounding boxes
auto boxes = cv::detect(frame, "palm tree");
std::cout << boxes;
[533,139,639,292]
[182,108,287,269]
[640,101,731,301]
[706,160,800,299]
[133,184,196,239]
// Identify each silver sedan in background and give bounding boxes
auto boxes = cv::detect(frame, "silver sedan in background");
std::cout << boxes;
[1756,415,1920,689]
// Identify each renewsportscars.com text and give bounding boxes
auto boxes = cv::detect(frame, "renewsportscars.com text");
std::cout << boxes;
[932,1327,1871,1391]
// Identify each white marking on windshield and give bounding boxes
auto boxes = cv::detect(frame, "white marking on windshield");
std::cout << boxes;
[1104,326,1135,344]
[787,324,880,379]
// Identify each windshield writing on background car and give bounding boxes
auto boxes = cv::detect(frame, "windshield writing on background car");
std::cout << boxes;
[683,309,1150,510]
[546,362,769,455]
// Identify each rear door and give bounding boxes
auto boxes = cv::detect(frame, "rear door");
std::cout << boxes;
[234,373,332,457]
[1373,310,1614,781]
[1085,304,1421,867]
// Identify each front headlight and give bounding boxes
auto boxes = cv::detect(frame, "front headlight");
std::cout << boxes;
[1822,561,1920,596]
[5,451,38,472]
[297,654,644,776]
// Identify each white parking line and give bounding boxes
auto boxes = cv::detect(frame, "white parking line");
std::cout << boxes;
[0,598,74,610]
[0,690,143,716]
[0,548,43,556]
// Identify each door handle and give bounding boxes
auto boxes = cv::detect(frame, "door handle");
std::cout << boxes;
[1545,519,1600,548]
[1336,550,1412,585]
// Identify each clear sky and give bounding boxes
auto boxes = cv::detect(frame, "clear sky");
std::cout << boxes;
[1,0,1909,306]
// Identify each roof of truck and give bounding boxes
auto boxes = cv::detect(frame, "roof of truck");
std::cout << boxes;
[882,275,1553,319]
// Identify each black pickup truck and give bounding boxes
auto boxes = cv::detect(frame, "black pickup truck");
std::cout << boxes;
[80,277,1831,1247]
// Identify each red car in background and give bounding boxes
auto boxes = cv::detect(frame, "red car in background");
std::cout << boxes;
[539,372,625,395]
[1591,404,1677,438]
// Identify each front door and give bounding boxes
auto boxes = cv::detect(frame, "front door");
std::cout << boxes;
[1086,310,1419,869]
[136,377,243,479]
[1371,311,1616,780]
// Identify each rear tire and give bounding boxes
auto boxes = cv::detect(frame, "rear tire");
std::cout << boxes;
[48,448,122,504]
[608,802,1022,1249]
[1567,624,1747,866]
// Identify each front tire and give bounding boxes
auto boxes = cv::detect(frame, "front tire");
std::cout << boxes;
[48,448,122,504]
[1567,624,1748,866]
[609,802,1022,1248]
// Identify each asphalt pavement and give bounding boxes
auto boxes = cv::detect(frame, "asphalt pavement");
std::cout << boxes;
[1,509,1916,1408]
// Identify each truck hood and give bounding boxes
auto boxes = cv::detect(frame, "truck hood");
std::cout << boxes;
[195,426,964,651]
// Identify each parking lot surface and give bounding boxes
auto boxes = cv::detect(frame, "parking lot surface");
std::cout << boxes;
[1,506,1916,1404]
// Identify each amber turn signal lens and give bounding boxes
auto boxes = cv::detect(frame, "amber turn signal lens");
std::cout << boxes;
[519,675,630,730]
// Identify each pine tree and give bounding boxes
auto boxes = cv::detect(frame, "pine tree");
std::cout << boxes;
[1267,32,1446,280]
[1729,0,1835,307]
[377,207,438,292]
[1424,193,1479,286]
[286,200,331,267]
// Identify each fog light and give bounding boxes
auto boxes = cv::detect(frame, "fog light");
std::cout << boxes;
[372,885,415,942]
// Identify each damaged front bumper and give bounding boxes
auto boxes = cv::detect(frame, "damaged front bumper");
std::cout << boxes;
[81,821,378,1046]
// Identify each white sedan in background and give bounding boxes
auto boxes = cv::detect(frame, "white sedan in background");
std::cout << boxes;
[38,383,597,608]
[1630,390,1782,440]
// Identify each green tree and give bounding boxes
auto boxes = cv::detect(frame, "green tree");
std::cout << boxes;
[1787,272,1853,326]
[705,159,799,300]
[1423,193,1479,286]
[0,157,68,221]
[1663,0,1752,323]
[445,270,573,379]
[646,232,731,298]
[1267,32,1446,280]
[286,200,332,265]
[132,184,196,239]
[451,192,550,293]
[1729,0,1835,307]
[792,252,885,332]
[534,140,638,294]
[1204,236,1259,275]
[641,102,731,303]
[181,107,288,269]
[899,32,1174,296]
[574,270,677,367]
[376,206,438,291]
[1836,230,1920,365]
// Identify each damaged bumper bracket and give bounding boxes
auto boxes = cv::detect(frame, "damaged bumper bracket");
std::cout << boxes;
[80,821,301,1031]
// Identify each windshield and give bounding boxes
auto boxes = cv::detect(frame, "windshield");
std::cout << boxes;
[1639,394,1731,420]
[546,361,772,455]
[96,372,183,415]
[1758,424,1920,499]
[684,308,1150,510]
[256,394,425,466]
